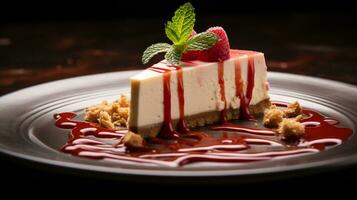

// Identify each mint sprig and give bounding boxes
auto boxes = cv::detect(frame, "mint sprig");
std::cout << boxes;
[165,2,195,45]
[142,2,219,65]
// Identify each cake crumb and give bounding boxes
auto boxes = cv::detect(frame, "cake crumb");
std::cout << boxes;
[84,100,111,122]
[123,131,144,147]
[84,95,130,129]
[98,111,115,129]
[112,101,129,127]
[277,118,305,142]
[284,101,302,118]
[263,101,305,142]
[118,95,130,107]
[263,105,284,128]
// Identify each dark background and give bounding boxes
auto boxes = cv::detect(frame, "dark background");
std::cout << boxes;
[0,0,356,21]
[1,0,357,95]
[1,0,357,195]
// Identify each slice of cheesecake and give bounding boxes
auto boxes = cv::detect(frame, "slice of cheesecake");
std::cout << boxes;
[129,49,270,138]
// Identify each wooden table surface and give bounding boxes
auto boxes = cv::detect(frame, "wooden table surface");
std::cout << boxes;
[0,13,357,193]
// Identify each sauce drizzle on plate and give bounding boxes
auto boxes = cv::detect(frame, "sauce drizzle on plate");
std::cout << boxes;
[54,103,352,167]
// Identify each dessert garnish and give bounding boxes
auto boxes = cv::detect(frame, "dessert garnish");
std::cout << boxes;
[197,26,230,62]
[277,118,305,142]
[284,100,303,118]
[263,105,284,128]
[84,95,129,128]
[142,2,220,65]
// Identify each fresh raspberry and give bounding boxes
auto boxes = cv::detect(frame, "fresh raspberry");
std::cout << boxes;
[182,30,200,62]
[198,26,230,62]
[182,50,200,61]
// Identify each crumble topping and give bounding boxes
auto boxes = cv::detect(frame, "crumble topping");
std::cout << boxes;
[123,131,144,147]
[277,118,305,142]
[84,95,130,129]
[263,101,306,141]
[98,111,115,129]
[284,101,302,118]
[85,95,304,143]
[263,105,284,128]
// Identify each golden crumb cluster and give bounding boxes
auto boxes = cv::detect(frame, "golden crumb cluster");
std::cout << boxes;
[277,118,305,141]
[123,131,144,147]
[84,95,130,129]
[263,105,284,128]
[284,101,302,118]
[263,101,305,141]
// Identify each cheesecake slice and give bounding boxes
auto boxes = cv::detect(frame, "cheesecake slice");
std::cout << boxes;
[129,49,270,138]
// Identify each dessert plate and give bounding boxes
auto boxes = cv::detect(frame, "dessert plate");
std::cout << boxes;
[0,71,356,182]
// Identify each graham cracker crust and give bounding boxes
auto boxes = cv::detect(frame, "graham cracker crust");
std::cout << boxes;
[130,98,271,138]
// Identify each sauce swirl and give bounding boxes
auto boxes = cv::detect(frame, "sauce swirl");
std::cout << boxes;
[54,103,352,167]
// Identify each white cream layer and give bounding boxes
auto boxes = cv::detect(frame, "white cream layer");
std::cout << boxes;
[130,52,269,127]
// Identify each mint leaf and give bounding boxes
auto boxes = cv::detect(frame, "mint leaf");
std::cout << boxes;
[185,32,219,52]
[142,43,172,64]
[165,23,180,44]
[165,2,195,45]
[164,47,181,65]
